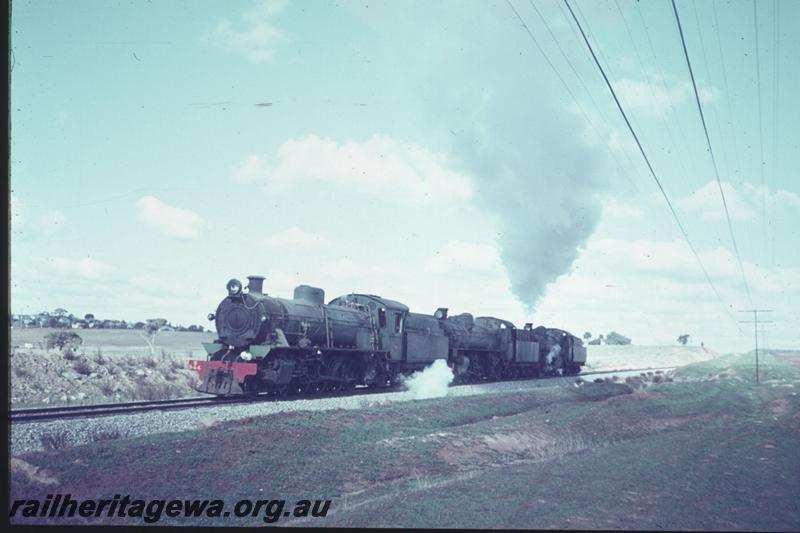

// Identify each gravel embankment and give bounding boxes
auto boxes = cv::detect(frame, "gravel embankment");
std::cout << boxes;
[11,348,202,407]
[11,368,666,454]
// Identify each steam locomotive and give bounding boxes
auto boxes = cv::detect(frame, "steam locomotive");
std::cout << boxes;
[188,275,586,397]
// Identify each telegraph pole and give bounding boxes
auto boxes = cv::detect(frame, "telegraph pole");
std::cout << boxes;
[738,310,774,384]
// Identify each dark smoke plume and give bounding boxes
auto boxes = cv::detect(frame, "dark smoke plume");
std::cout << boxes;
[428,4,609,309]
[357,1,611,309]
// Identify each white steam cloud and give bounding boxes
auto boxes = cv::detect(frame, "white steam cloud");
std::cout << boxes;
[404,359,454,400]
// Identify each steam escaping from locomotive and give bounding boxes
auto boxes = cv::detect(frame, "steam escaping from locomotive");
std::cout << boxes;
[404,359,454,400]
[545,344,562,367]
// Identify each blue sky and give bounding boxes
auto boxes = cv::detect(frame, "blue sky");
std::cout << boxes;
[10,0,799,352]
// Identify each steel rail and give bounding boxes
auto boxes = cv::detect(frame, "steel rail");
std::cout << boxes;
[9,365,677,424]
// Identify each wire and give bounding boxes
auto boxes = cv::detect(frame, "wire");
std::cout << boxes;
[562,0,739,328]
[523,0,640,191]
[753,0,767,255]
[670,0,753,308]
[689,0,732,182]
[552,0,645,183]
[612,0,693,188]
[771,0,779,269]
[503,0,639,190]
[711,0,744,184]
[632,0,700,183]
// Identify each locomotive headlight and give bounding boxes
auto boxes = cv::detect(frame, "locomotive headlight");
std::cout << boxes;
[226,278,243,296]
[240,351,252,361]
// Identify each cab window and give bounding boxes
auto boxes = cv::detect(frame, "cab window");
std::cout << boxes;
[378,308,386,328]
[394,313,403,334]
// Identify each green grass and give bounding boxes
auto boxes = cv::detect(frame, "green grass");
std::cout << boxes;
[674,350,800,383]
[11,328,216,358]
[10,357,800,529]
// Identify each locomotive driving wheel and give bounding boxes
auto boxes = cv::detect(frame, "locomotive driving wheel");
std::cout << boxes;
[552,354,565,376]
[242,376,260,399]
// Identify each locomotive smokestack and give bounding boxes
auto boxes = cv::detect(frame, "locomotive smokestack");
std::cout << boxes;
[247,275,265,294]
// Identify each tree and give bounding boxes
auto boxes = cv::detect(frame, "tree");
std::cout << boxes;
[84,313,95,321]
[45,330,83,350]
[677,334,690,346]
[583,331,592,340]
[139,318,167,356]
[53,308,69,317]
[605,332,632,345]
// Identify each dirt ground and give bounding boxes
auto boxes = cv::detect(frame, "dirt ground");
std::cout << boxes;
[9,351,800,529]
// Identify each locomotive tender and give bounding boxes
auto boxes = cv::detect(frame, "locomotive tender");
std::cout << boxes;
[189,275,586,397]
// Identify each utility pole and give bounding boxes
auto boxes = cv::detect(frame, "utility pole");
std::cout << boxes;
[738,310,773,384]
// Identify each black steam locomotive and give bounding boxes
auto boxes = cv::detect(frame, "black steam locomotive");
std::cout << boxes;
[189,276,586,397]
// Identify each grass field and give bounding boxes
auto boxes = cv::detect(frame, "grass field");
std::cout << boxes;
[10,328,216,359]
[584,344,719,372]
[10,351,800,529]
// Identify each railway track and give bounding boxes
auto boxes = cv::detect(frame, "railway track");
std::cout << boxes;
[9,366,675,424]
[9,396,248,423]
[8,384,410,424]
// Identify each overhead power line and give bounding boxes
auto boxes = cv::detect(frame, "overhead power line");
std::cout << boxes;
[633,0,700,179]
[710,0,744,183]
[670,0,753,308]
[753,0,767,256]
[689,0,733,182]
[524,0,642,191]
[503,0,639,191]
[771,0,779,269]
[561,0,738,328]
[612,0,693,183]
[525,0,638,179]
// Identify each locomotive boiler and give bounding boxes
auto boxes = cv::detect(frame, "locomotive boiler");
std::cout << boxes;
[189,275,587,397]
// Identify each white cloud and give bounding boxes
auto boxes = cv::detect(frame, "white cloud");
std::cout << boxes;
[601,197,645,219]
[580,237,747,286]
[426,240,502,274]
[205,0,288,63]
[532,234,800,350]
[49,257,112,279]
[261,227,330,249]
[614,77,719,118]
[678,181,755,222]
[677,180,800,224]
[136,196,206,240]
[741,183,800,210]
[232,134,473,204]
